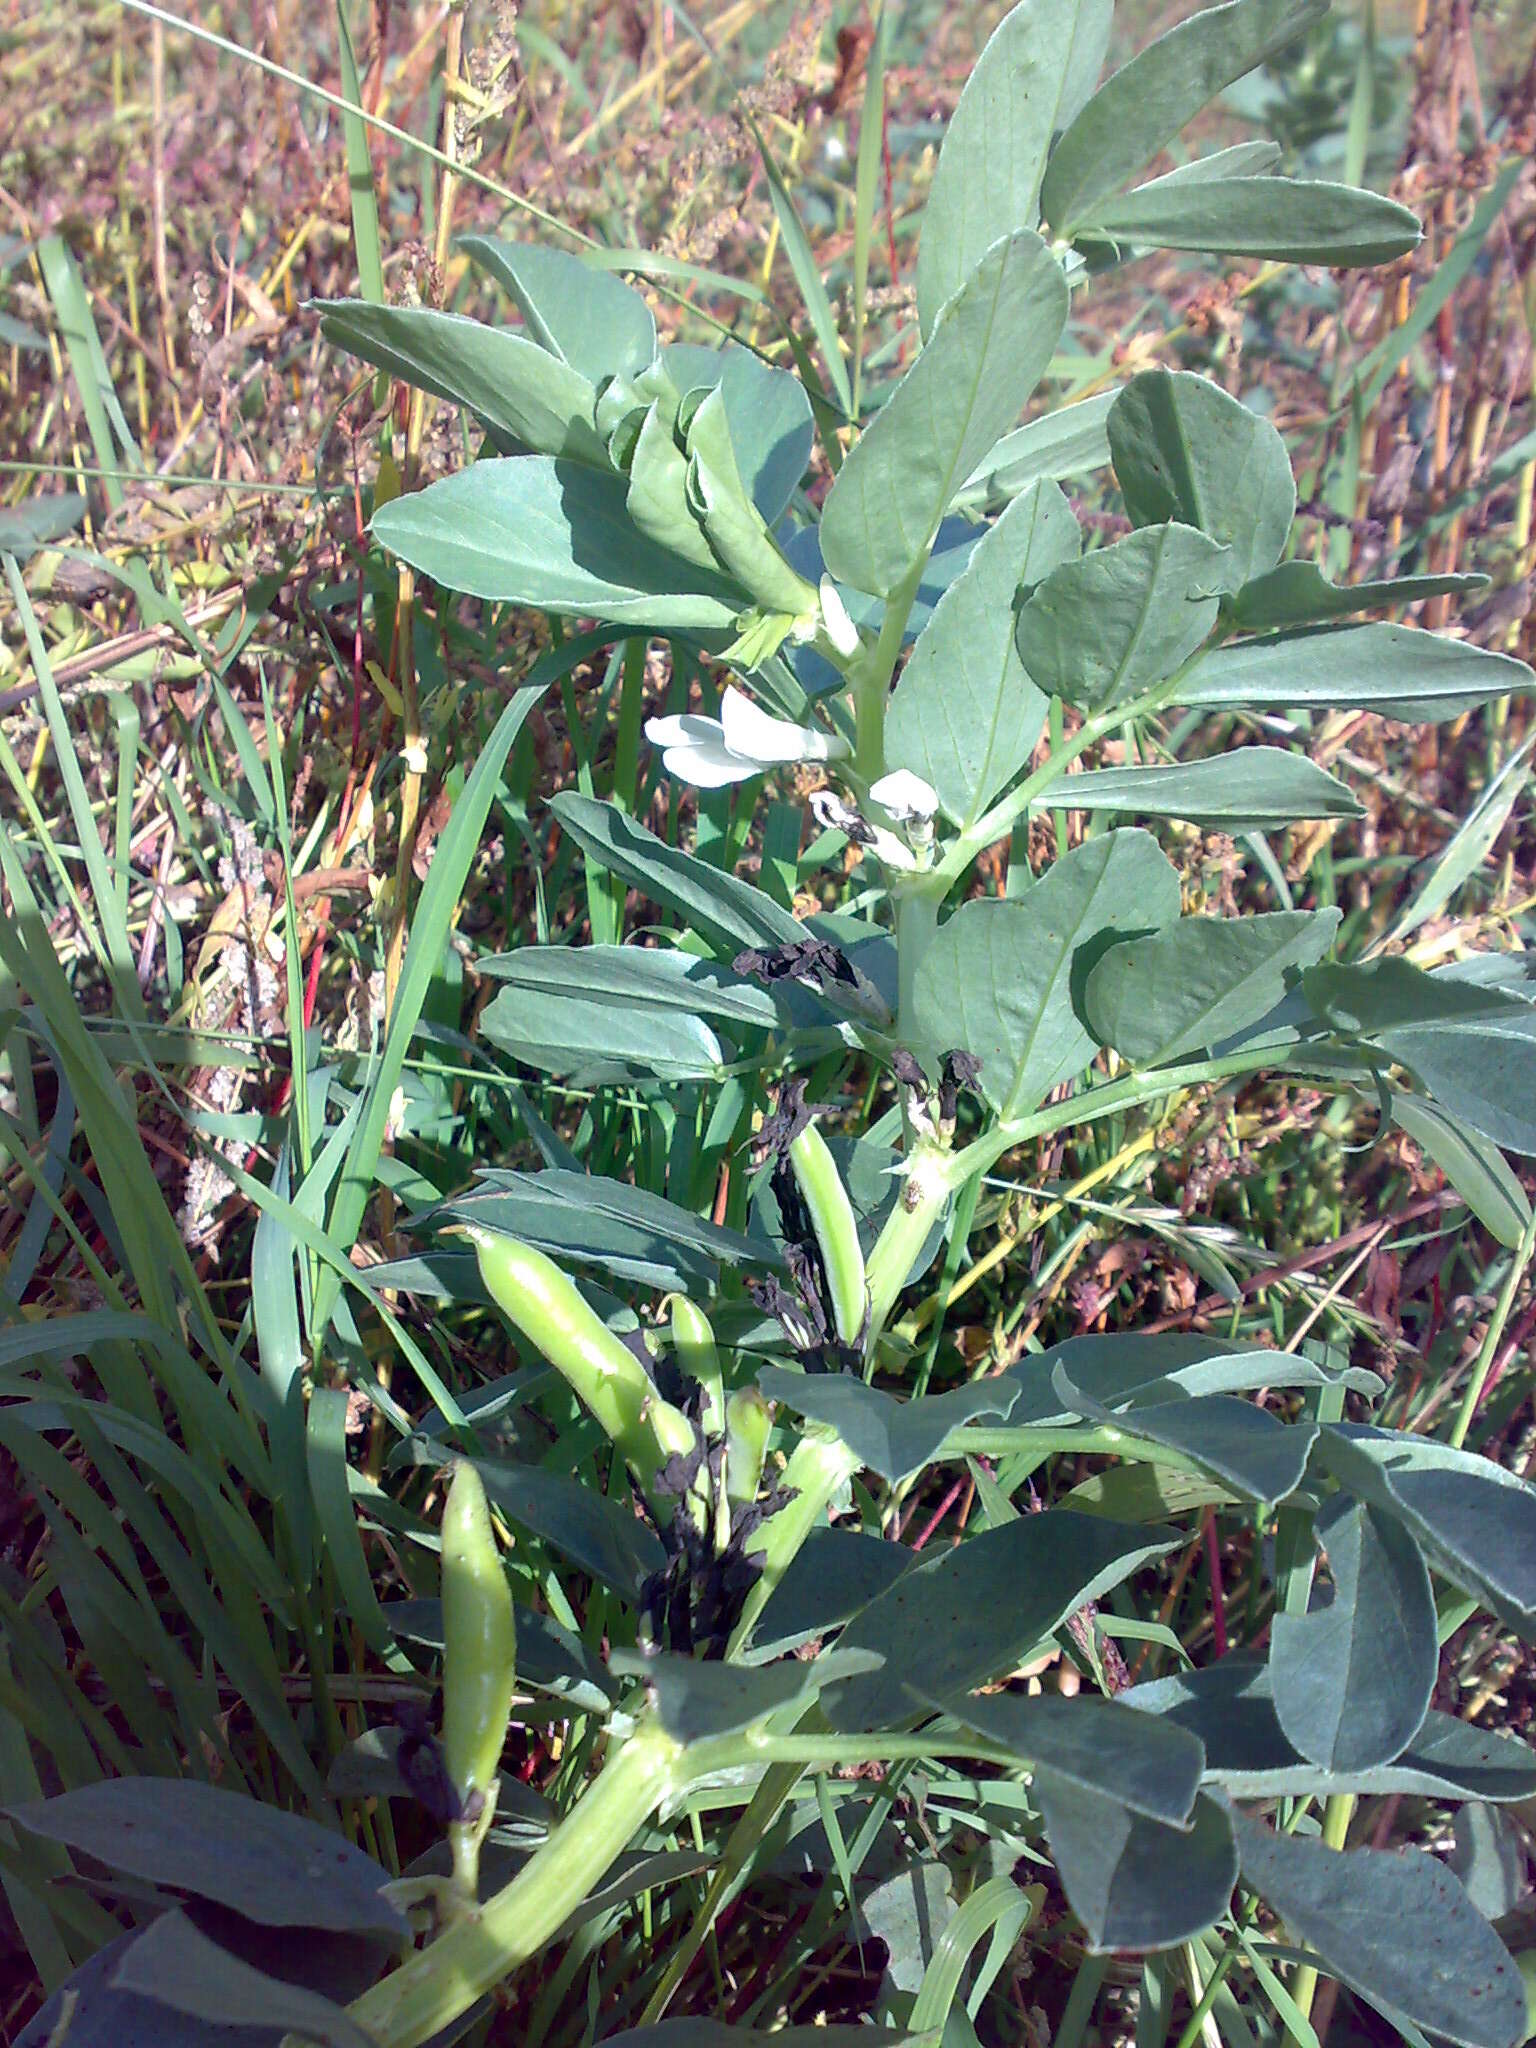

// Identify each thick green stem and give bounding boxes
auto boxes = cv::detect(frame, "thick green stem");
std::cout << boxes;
[348,1721,683,2048]
[864,1140,952,1344]
[848,554,928,783]
[729,1431,862,1656]
[893,881,943,1043]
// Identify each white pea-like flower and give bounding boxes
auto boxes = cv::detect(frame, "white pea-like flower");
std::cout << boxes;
[644,686,850,789]
[870,769,939,824]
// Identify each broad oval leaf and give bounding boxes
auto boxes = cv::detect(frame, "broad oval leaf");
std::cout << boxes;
[1128,1658,1536,1802]
[479,944,816,1032]
[915,0,1112,335]
[479,977,727,1085]
[664,341,814,524]
[1107,370,1294,589]
[1084,176,1421,266]
[0,491,87,560]
[1085,908,1341,1065]
[111,1913,374,2048]
[912,830,1181,1117]
[1050,750,1360,830]
[1034,1780,1237,1952]
[821,1512,1177,1731]
[929,1689,1205,1826]
[317,301,607,464]
[1008,1332,1383,1424]
[1270,1495,1438,1773]
[886,480,1079,826]
[1390,1091,1533,1250]
[750,1527,913,1659]
[1307,956,1536,1156]
[431,1164,784,1292]
[612,1648,883,1743]
[1040,0,1326,232]
[17,1931,277,2048]
[1232,1809,1527,2048]
[1054,1370,1319,1507]
[550,793,805,957]
[1226,559,1488,630]
[1317,1424,1536,1640]
[950,389,1119,517]
[459,234,658,383]
[1014,523,1231,710]
[4,1781,406,1939]
[756,1365,1020,1485]
[469,1453,666,1598]
[820,230,1069,596]
[371,458,744,628]
[1177,622,1534,721]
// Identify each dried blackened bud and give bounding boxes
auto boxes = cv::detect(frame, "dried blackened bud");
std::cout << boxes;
[393,1699,463,1823]
[891,1049,927,1089]
[939,1048,984,1125]
[758,1076,818,1158]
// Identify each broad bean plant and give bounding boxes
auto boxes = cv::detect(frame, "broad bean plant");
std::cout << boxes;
[18,1,1536,2046]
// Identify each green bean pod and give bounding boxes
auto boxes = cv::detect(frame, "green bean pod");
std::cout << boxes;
[667,1295,724,1437]
[725,1386,772,1507]
[440,1461,516,1900]
[465,1226,695,1503]
[788,1119,867,1348]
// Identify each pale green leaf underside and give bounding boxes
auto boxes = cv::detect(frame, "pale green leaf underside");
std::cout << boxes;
[821,229,1069,596]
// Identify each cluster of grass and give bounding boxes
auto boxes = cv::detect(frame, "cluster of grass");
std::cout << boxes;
[0,0,1534,2040]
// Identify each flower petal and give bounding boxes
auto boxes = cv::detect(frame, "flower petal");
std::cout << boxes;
[662,739,760,788]
[871,769,940,823]
[719,687,815,765]
[646,713,723,749]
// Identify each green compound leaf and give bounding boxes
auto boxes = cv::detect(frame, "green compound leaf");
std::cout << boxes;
[1107,370,1294,589]
[1177,623,1534,721]
[1034,1781,1237,1952]
[1232,1809,1527,2048]
[1014,523,1231,710]
[1270,1495,1438,1772]
[886,480,1079,827]
[459,234,658,383]
[821,230,1068,596]
[1085,908,1341,1065]
[371,458,744,628]
[1004,1333,1381,1423]
[915,0,1112,334]
[1083,176,1420,266]
[1049,751,1360,830]
[1040,0,1325,231]
[821,1512,1177,1732]
[912,830,1181,1117]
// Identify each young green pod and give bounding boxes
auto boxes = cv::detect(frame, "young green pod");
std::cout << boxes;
[667,1295,724,1437]
[440,1460,516,1857]
[788,1119,867,1349]
[725,1386,772,1507]
[465,1226,695,1504]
